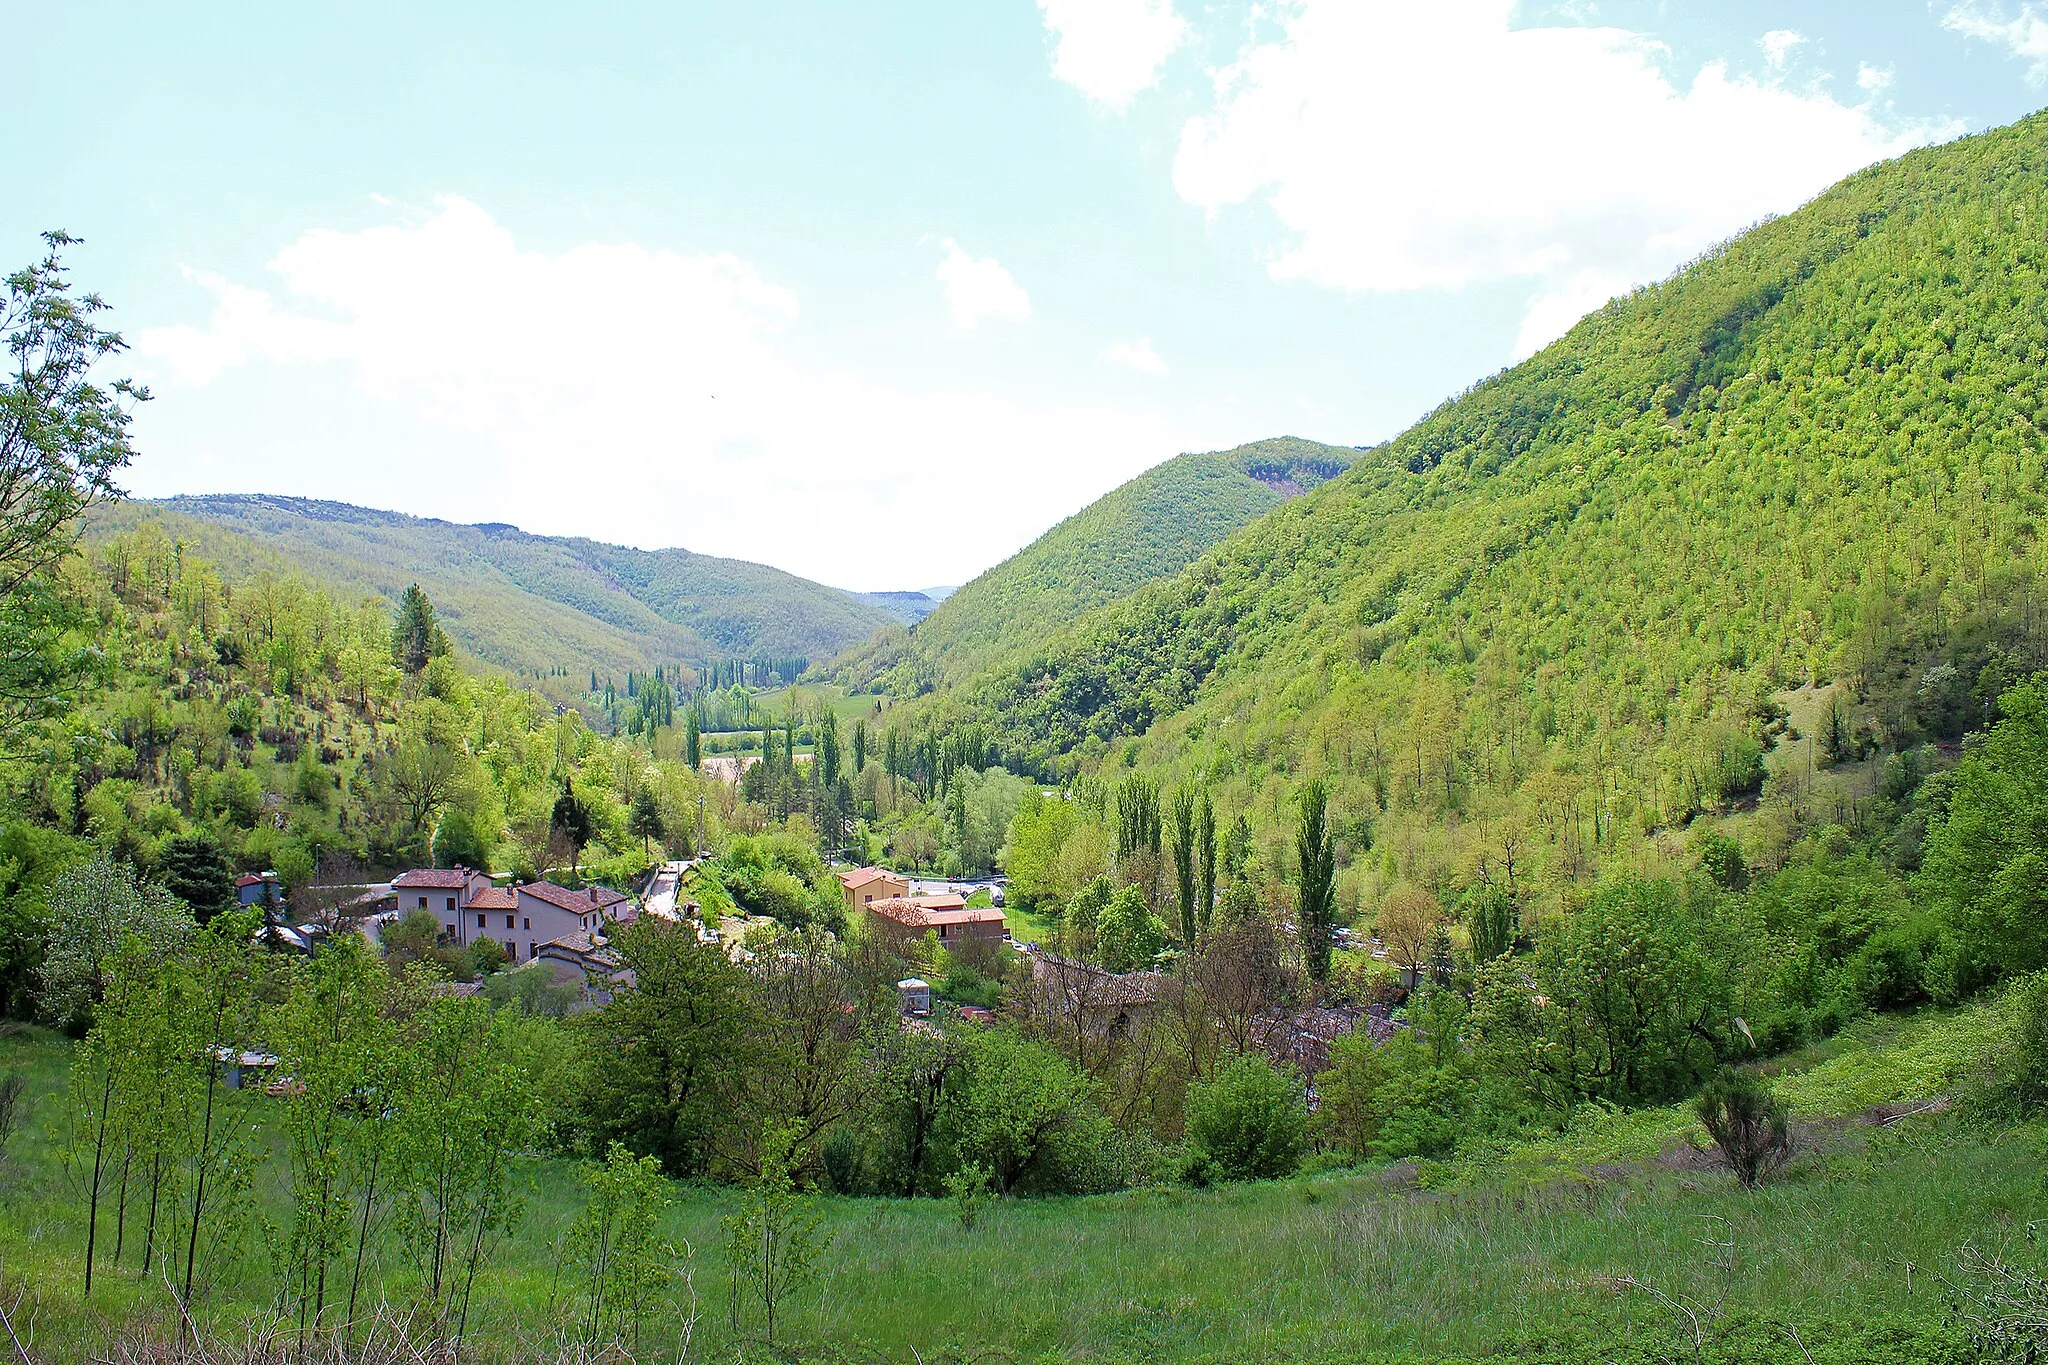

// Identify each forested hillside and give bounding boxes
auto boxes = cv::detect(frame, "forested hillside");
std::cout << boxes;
[829,436,1355,692]
[909,112,2048,911]
[87,496,899,689]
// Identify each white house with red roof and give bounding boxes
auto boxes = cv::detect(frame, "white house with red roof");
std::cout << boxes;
[391,867,494,936]
[390,868,634,965]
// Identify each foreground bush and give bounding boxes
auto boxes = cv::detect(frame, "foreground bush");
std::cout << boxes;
[1184,1053,1306,1182]
[1694,1067,1792,1188]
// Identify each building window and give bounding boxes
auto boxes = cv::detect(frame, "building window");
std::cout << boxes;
[505,914,515,929]
[475,913,486,928]
[523,917,531,930]
[446,896,456,913]
[418,895,428,909]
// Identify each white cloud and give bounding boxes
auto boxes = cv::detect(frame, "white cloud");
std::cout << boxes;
[1943,2,2048,84]
[1100,337,1169,375]
[935,237,1032,328]
[1172,1,1954,357]
[130,197,1189,588]
[1857,63,1894,95]
[1038,0,1187,110]
[1760,29,1806,70]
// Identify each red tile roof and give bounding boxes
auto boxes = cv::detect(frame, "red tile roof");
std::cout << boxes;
[235,874,266,888]
[393,869,473,889]
[469,887,518,911]
[519,881,628,913]
[837,866,903,890]
[865,896,1004,929]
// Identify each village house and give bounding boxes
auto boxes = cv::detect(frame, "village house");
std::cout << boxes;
[235,871,282,908]
[1028,950,1164,1041]
[837,865,910,914]
[863,893,1008,948]
[390,868,634,965]
[537,930,633,1008]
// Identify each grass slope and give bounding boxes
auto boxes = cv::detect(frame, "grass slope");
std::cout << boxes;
[0,1001,2016,1363]
[85,495,898,682]
[937,113,2048,835]
[831,437,1356,692]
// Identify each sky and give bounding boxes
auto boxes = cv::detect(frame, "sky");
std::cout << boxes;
[6,2,2048,591]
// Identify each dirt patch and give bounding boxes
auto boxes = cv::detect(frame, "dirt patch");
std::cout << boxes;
[1865,1097,1951,1126]
[1653,1142,1722,1174]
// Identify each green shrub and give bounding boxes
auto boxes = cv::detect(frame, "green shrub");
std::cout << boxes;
[1966,971,2048,1124]
[1694,1066,1792,1188]
[1185,1053,1306,1182]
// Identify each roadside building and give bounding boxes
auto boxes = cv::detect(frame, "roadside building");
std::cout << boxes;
[387,867,634,964]
[838,866,910,914]
[864,894,1007,948]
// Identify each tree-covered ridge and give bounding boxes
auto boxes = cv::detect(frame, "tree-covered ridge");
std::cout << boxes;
[926,114,2047,881]
[86,495,899,697]
[829,436,1356,694]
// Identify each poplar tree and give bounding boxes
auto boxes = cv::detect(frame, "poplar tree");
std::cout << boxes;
[1197,790,1217,936]
[1295,779,1337,984]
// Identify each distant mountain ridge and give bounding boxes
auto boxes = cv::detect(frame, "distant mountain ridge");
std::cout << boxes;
[827,436,1358,692]
[85,494,901,685]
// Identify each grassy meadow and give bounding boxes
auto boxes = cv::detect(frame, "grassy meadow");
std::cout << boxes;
[0,1003,2025,1363]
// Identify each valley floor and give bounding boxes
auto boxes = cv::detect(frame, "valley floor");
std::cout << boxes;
[2,1003,2025,1363]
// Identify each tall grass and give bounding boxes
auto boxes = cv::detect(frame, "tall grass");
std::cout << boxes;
[0,1005,2032,1363]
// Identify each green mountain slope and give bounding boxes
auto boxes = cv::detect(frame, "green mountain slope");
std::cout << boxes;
[832,437,1355,690]
[84,495,898,683]
[929,114,2048,857]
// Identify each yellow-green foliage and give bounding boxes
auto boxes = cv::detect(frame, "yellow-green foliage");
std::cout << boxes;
[911,113,2048,914]
[85,494,897,696]
[832,437,1356,694]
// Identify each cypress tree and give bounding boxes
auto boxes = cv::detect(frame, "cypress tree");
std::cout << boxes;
[1295,779,1337,984]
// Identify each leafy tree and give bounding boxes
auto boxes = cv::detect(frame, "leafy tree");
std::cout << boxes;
[1196,789,1216,936]
[1065,875,1113,948]
[1919,675,2048,986]
[581,919,756,1175]
[1113,773,1160,861]
[1184,1053,1306,1182]
[392,994,545,1336]
[275,934,393,1337]
[941,1028,1101,1195]
[172,913,266,1316]
[721,1122,828,1348]
[1464,882,1517,964]
[0,234,141,748]
[1001,788,1075,911]
[39,853,192,1030]
[384,736,461,857]
[815,709,841,788]
[1471,878,1733,1109]
[568,1143,676,1350]
[1295,778,1336,984]
[1314,1027,1473,1162]
[684,707,702,770]
[1095,883,1163,972]
[431,807,491,872]
[155,833,236,923]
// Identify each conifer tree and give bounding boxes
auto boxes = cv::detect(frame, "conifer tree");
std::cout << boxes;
[1295,779,1336,984]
